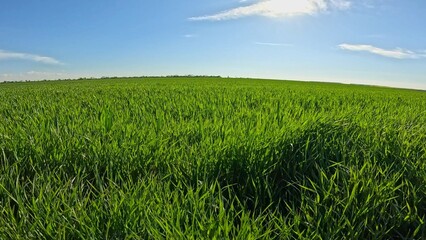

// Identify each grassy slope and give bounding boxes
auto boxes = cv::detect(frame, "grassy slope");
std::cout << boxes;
[1,77,426,239]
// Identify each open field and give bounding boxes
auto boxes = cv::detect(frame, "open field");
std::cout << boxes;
[1,77,426,239]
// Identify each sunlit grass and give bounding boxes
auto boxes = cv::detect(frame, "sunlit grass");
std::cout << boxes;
[1,77,425,239]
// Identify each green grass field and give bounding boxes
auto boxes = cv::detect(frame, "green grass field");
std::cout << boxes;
[1,77,426,239]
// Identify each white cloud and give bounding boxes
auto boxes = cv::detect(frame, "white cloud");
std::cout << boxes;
[184,34,197,38]
[254,42,293,46]
[189,0,351,21]
[339,44,426,59]
[330,0,351,9]
[0,71,74,82]
[0,49,62,65]
[26,71,66,76]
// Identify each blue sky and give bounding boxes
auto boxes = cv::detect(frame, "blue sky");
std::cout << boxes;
[1,0,425,89]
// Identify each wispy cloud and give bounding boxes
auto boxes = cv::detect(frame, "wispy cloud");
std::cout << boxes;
[1,71,66,77]
[184,34,197,38]
[26,71,66,76]
[189,0,351,21]
[0,49,62,65]
[0,71,73,82]
[254,42,293,47]
[339,44,426,59]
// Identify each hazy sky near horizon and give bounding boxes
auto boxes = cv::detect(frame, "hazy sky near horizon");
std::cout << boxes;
[1,0,425,89]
